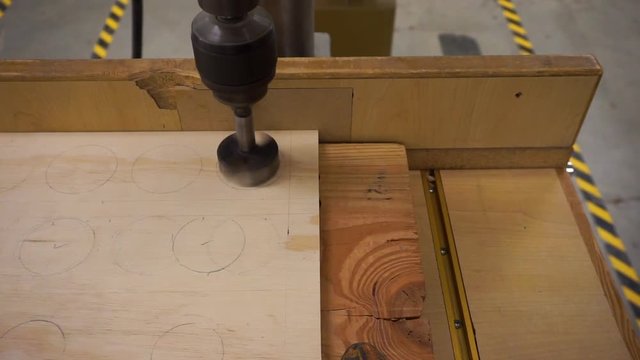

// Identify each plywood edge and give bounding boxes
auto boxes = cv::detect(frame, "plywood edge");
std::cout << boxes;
[0,56,601,82]
[556,169,640,359]
[407,147,572,170]
[569,70,604,146]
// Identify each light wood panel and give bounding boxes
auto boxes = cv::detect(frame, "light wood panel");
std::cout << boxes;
[440,169,631,360]
[348,76,599,149]
[407,147,571,170]
[409,172,454,360]
[0,81,180,132]
[0,56,601,168]
[319,144,432,359]
[0,56,601,81]
[176,88,353,142]
[0,131,320,359]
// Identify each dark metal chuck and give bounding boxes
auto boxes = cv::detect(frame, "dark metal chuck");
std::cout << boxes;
[191,0,280,187]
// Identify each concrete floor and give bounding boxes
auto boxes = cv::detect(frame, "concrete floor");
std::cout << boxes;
[0,0,638,268]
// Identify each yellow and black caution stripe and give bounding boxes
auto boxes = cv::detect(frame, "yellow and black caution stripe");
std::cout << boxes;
[495,0,640,329]
[496,0,535,55]
[0,0,13,19]
[91,0,129,59]
[570,145,640,327]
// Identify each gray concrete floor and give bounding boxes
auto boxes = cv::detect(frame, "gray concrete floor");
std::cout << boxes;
[0,0,638,268]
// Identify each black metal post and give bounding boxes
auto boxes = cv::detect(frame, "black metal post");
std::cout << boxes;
[132,0,143,58]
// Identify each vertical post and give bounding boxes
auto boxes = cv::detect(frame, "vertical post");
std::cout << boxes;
[132,0,143,58]
[259,0,315,56]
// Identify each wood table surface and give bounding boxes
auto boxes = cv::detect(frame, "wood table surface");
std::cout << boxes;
[319,144,432,359]
[441,169,633,359]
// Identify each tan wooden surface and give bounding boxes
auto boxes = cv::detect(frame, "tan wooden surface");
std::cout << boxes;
[176,88,353,142]
[0,131,320,359]
[0,56,601,169]
[319,144,432,359]
[406,147,571,170]
[0,81,181,132]
[409,172,454,360]
[440,169,631,360]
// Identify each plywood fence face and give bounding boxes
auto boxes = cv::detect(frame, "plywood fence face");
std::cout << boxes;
[0,56,601,169]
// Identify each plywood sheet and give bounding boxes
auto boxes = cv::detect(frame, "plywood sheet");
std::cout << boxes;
[440,169,630,360]
[0,131,320,359]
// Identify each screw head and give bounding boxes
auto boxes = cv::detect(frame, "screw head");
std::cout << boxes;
[440,248,448,256]
[454,319,463,329]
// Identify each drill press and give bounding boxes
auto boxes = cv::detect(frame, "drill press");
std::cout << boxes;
[191,0,279,187]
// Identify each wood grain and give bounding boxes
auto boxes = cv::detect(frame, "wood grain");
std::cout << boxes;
[0,56,602,169]
[176,88,353,142]
[440,169,631,360]
[557,170,640,359]
[0,56,601,81]
[0,131,320,359]
[0,81,180,132]
[407,147,571,170]
[347,76,598,149]
[319,144,432,359]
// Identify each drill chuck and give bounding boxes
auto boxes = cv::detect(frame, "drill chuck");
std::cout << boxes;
[192,4,277,107]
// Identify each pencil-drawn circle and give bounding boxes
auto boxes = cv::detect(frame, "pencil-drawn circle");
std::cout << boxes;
[0,320,65,359]
[132,145,202,194]
[114,216,177,275]
[173,218,246,274]
[46,145,118,194]
[0,146,34,193]
[151,323,224,360]
[19,218,95,275]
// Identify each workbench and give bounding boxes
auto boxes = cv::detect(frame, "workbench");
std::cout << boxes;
[0,57,638,359]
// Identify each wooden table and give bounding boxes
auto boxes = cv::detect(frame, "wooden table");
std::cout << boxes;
[0,56,637,359]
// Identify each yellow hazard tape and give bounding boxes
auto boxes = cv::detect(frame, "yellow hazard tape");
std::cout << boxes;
[597,227,626,251]
[610,256,640,282]
[508,23,527,36]
[569,157,591,174]
[502,10,521,22]
[576,177,603,198]
[91,0,129,59]
[587,201,614,224]
[99,31,113,44]
[0,0,12,19]
[92,44,107,59]
[111,4,125,18]
[623,286,640,307]
[514,36,533,49]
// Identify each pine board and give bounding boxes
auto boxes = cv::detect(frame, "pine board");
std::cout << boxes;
[319,144,432,359]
